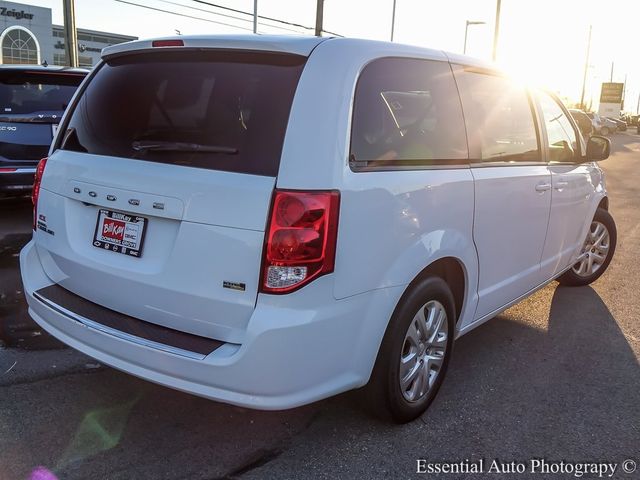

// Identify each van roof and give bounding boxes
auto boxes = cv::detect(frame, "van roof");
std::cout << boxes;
[102,34,497,70]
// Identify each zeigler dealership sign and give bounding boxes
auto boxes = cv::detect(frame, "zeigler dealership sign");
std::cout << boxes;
[0,7,35,21]
[417,458,637,477]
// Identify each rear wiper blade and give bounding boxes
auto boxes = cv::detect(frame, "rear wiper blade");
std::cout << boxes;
[132,140,238,154]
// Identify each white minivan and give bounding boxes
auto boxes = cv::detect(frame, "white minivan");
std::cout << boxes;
[20,35,616,423]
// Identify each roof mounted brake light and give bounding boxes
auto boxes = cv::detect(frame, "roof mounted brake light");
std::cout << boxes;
[152,40,184,47]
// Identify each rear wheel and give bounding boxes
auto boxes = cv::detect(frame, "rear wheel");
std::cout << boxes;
[557,208,616,287]
[363,276,455,423]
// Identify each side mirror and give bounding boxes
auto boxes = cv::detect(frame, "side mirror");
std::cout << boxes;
[586,135,610,161]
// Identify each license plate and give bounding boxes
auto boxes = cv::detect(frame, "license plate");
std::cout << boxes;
[93,209,147,258]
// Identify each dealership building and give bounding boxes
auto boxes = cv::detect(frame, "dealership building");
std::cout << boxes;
[0,1,136,68]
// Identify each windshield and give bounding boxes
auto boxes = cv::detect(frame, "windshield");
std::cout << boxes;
[0,71,84,116]
[60,50,306,176]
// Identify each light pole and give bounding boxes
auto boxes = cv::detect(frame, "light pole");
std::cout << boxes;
[579,25,592,110]
[390,0,397,41]
[314,0,323,37]
[492,0,501,61]
[253,0,258,34]
[62,0,78,67]
[463,20,486,54]
[610,61,614,82]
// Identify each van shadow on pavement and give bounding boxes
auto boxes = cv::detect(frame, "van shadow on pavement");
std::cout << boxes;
[239,283,640,478]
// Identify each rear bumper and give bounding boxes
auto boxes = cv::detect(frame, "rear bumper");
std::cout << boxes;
[0,168,35,193]
[20,239,402,409]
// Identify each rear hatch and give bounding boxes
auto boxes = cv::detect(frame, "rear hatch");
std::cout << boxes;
[35,47,306,343]
[0,70,84,168]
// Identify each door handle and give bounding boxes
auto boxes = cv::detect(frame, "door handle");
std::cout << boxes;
[535,182,551,192]
[554,181,569,190]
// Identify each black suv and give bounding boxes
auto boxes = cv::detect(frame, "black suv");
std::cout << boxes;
[0,65,87,196]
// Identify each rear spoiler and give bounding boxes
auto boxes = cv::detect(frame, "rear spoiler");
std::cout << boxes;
[102,35,328,61]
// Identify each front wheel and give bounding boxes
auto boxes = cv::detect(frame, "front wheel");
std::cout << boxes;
[557,208,616,287]
[363,276,455,423]
[601,126,611,136]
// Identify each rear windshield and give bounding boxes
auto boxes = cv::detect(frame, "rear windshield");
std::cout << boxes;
[0,71,83,115]
[60,51,306,176]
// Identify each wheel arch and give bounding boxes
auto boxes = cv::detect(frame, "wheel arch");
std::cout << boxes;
[403,256,467,324]
[355,253,475,390]
[598,196,609,211]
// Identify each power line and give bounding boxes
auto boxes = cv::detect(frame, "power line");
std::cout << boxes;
[191,0,308,30]
[158,0,254,23]
[115,0,342,38]
[114,0,253,31]
[154,0,305,34]
[190,0,342,36]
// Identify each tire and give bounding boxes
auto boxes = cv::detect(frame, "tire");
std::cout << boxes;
[601,126,611,136]
[557,208,616,287]
[363,276,455,423]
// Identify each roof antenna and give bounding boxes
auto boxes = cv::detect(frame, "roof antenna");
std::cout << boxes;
[41,60,48,67]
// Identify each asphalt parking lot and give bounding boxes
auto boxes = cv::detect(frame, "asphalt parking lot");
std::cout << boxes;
[0,133,638,480]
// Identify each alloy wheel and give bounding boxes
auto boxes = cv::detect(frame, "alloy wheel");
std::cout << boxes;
[399,300,448,402]
[572,220,610,277]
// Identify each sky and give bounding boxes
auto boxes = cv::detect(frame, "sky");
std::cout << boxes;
[19,0,640,111]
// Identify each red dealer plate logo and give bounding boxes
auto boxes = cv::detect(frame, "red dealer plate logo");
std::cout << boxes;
[102,218,126,242]
[93,209,148,258]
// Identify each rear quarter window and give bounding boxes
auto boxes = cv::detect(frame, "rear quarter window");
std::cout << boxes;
[349,57,468,170]
[59,51,306,177]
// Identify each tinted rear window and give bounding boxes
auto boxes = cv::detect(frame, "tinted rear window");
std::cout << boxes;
[60,51,306,176]
[0,71,83,115]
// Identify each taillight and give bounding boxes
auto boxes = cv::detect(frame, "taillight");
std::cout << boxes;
[261,190,340,294]
[32,157,48,230]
